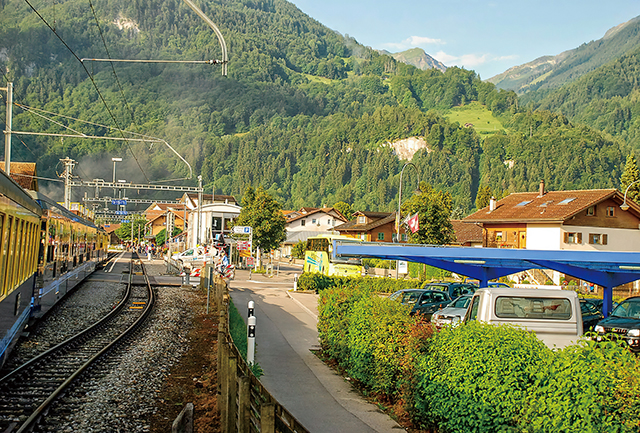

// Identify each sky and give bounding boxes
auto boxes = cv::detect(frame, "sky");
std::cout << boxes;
[288,0,640,79]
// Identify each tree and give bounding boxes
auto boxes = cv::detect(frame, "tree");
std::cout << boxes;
[155,227,183,246]
[620,154,640,204]
[115,218,148,243]
[475,185,493,210]
[401,182,455,245]
[333,201,354,221]
[234,186,286,252]
[291,240,308,259]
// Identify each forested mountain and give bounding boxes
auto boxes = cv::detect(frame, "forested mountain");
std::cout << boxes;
[489,15,640,95]
[523,47,640,152]
[0,0,632,214]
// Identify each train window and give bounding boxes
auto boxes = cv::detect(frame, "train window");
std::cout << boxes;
[6,216,16,294]
[14,220,24,285]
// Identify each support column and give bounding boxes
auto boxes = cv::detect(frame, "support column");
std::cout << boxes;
[602,286,613,318]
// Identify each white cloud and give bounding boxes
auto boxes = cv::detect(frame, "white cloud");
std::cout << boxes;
[381,35,445,51]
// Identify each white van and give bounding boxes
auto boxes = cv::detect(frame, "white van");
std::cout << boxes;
[463,288,583,349]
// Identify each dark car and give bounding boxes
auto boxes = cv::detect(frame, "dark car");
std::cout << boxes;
[580,299,604,333]
[594,296,640,352]
[389,289,452,319]
[421,282,478,299]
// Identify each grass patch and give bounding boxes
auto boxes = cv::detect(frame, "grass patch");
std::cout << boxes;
[444,101,506,136]
[229,299,247,359]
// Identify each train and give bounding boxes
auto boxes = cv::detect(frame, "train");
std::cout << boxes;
[0,168,108,367]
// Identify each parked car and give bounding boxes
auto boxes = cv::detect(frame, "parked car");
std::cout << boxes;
[171,247,212,263]
[579,299,604,333]
[389,289,452,319]
[421,282,478,299]
[431,295,473,328]
[487,282,511,288]
[594,296,640,353]
[581,298,618,315]
[464,287,583,349]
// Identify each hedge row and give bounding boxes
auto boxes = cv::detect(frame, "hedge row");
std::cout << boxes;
[297,272,420,293]
[318,284,640,432]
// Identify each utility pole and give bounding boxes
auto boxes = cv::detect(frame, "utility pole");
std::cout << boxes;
[60,157,77,209]
[197,175,202,245]
[1,82,12,174]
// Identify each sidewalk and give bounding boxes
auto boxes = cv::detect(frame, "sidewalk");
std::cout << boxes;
[229,271,403,433]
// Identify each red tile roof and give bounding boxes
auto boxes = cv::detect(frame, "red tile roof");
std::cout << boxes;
[464,189,622,223]
[451,220,483,244]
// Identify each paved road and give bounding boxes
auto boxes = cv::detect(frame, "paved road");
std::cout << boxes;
[229,269,404,433]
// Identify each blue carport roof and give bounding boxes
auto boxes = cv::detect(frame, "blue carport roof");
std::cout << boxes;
[333,240,640,289]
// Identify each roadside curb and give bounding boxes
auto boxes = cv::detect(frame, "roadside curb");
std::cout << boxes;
[286,291,318,321]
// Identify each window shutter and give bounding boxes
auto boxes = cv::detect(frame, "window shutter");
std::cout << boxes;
[563,232,569,243]
[577,232,583,244]
[602,234,608,245]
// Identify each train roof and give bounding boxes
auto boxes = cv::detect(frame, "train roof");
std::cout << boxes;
[28,191,98,229]
[0,168,42,217]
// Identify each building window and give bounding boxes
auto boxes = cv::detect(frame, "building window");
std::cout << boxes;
[401,233,408,241]
[606,206,615,217]
[495,231,503,241]
[564,232,582,244]
[589,233,608,245]
[358,216,366,224]
[377,232,385,241]
[360,234,366,240]
[586,206,596,216]
[312,219,317,224]
[301,220,305,226]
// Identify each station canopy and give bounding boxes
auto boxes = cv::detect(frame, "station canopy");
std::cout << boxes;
[333,240,640,316]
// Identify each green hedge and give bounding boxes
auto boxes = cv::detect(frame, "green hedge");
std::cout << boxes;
[298,272,420,293]
[318,284,640,432]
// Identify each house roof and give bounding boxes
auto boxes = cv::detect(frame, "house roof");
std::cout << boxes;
[335,212,397,232]
[146,211,185,225]
[463,189,634,223]
[285,207,348,223]
[102,223,121,234]
[451,220,483,244]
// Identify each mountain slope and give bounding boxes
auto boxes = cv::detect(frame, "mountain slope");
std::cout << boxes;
[489,15,640,94]
[379,47,447,72]
[0,0,629,214]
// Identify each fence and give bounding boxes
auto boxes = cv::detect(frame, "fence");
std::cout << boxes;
[204,265,309,433]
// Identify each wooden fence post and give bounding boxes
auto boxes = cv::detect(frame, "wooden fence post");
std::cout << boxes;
[237,376,250,432]
[260,403,276,433]
[218,332,228,432]
[227,355,238,433]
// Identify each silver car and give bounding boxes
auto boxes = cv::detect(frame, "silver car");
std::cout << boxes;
[431,295,473,328]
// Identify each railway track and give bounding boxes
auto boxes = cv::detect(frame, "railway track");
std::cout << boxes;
[0,253,155,433]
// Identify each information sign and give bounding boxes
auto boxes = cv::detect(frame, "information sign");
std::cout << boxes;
[233,226,252,234]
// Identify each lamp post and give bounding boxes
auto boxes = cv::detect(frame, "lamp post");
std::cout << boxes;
[396,162,419,279]
[620,179,640,211]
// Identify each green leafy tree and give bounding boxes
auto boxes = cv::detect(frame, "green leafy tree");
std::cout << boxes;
[115,218,148,242]
[620,154,640,204]
[475,185,493,210]
[401,182,455,245]
[235,186,286,252]
[333,201,354,221]
[291,240,308,259]
[155,227,183,246]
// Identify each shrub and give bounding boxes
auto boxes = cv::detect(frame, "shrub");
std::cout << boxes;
[519,339,640,432]
[298,272,419,293]
[413,322,551,432]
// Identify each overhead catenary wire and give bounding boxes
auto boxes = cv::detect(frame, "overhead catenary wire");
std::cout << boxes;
[22,0,150,183]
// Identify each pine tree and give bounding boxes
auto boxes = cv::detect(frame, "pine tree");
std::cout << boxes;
[620,154,640,204]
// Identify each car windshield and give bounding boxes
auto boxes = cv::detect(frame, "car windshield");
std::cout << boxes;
[450,296,472,309]
[611,300,640,319]
[390,291,422,305]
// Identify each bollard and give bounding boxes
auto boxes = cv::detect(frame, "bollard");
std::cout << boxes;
[247,315,256,365]
[293,274,298,291]
[248,301,254,318]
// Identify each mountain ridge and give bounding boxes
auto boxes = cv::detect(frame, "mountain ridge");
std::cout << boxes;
[488,15,640,94]
[378,47,447,72]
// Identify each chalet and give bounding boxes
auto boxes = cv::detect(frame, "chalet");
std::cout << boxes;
[280,207,349,256]
[463,181,640,252]
[335,211,408,243]
[451,220,483,247]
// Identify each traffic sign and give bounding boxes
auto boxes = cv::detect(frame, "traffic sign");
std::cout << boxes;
[237,240,252,251]
[233,226,252,234]
[112,199,127,206]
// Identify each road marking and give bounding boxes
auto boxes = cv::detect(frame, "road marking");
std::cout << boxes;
[105,251,127,273]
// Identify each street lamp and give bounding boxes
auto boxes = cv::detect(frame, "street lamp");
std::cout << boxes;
[620,179,640,211]
[112,157,122,196]
[396,162,420,279]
